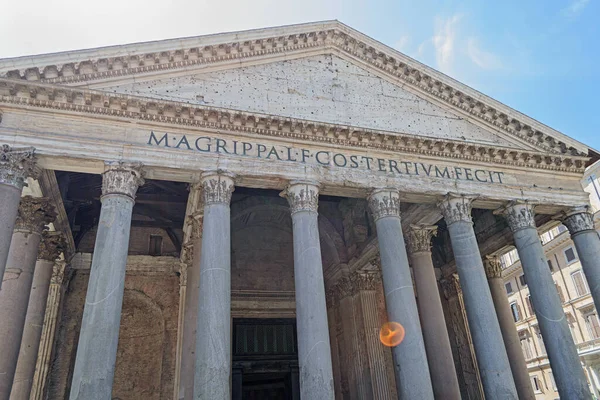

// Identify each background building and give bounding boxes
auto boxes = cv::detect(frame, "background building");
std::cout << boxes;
[500,160,600,399]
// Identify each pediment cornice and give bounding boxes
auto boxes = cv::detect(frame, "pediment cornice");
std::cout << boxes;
[0,78,588,173]
[0,21,591,159]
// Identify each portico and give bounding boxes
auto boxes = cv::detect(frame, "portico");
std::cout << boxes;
[0,21,599,400]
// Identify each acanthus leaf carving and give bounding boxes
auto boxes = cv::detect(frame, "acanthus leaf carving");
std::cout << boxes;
[0,144,38,189]
[439,194,475,226]
[201,172,235,205]
[484,255,503,279]
[406,225,437,254]
[282,181,319,214]
[15,196,56,234]
[368,188,401,221]
[497,201,536,233]
[38,231,66,261]
[101,161,145,199]
[559,206,595,235]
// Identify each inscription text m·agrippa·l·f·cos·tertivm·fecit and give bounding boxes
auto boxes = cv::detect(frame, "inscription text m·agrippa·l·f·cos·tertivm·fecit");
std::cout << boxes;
[147,131,506,184]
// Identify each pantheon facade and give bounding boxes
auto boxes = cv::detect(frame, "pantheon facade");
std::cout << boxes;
[1,21,600,400]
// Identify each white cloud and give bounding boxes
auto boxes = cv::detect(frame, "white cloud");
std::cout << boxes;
[467,38,503,70]
[394,35,410,52]
[562,0,590,18]
[431,14,462,73]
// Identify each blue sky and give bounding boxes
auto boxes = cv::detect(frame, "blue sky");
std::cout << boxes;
[1,0,598,150]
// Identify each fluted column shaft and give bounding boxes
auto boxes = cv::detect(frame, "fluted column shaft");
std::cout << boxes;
[0,145,37,289]
[194,172,234,400]
[10,233,66,400]
[499,202,590,399]
[69,162,144,400]
[368,189,434,400]
[439,194,517,399]
[0,196,55,400]
[180,207,203,400]
[484,256,536,400]
[561,207,600,314]
[407,225,461,400]
[283,181,335,399]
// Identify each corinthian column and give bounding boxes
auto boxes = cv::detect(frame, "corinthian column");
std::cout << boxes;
[69,162,144,400]
[560,206,600,313]
[0,196,55,400]
[439,194,517,399]
[484,255,536,400]
[498,201,589,399]
[11,232,66,400]
[406,225,461,400]
[0,145,37,289]
[194,172,234,400]
[367,189,434,400]
[282,181,335,399]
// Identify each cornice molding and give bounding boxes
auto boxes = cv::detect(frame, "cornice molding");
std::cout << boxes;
[0,79,588,173]
[0,25,587,158]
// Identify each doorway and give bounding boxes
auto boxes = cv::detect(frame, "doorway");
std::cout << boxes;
[232,318,300,400]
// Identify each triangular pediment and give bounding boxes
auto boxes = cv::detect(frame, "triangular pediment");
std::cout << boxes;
[0,21,595,158]
[95,54,523,149]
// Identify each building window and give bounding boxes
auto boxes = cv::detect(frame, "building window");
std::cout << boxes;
[585,313,600,339]
[534,326,546,355]
[571,270,589,297]
[520,333,533,360]
[511,302,521,322]
[519,274,527,287]
[531,375,542,393]
[149,235,163,256]
[564,247,578,264]
[547,259,554,272]
[505,282,513,295]
[526,295,535,317]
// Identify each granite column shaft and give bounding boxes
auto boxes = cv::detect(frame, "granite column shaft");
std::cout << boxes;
[439,194,517,399]
[407,225,461,400]
[484,256,536,400]
[500,202,590,399]
[368,189,434,400]
[283,181,335,399]
[0,196,55,400]
[69,162,144,400]
[194,172,234,400]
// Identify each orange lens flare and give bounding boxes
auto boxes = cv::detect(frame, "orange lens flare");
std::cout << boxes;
[379,322,405,347]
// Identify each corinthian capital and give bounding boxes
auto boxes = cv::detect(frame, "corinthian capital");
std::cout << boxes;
[38,231,67,261]
[558,206,595,235]
[102,161,145,199]
[406,225,438,254]
[368,188,401,221]
[15,196,56,235]
[201,171,235,205]
[281,180,319,214]
[438,193,475,225]
[0,144,38,189]
[497,201,536,233]
[484,255,503,279]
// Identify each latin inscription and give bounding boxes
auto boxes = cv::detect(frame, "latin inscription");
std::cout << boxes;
[147,131,505,184]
